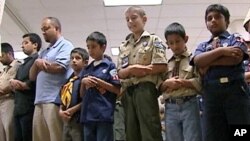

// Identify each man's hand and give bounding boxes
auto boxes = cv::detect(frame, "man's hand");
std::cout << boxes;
[10,79,29,90]
[35,59,51,71]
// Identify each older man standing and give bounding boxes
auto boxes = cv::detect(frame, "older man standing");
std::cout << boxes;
[30,17,74,141]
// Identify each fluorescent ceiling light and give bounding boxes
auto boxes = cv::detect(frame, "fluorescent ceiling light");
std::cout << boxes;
[111,47,119,56]
[104,0,162,6]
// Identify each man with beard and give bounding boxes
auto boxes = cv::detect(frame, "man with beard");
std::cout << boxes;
[30,17,74,141]
[0,42,21,141]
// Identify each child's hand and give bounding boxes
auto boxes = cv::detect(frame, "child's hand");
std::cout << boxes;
[129,64,152,77]
[81,77,97,89]
[59,109,71,122]
[163,77,183,92]
[221,47,243,59]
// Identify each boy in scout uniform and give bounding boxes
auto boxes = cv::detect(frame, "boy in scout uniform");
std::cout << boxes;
[117,6,168,141]
[191,4,250,141]
[161,22,202,141]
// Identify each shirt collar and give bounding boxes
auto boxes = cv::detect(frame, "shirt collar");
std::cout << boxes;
[4,59,19,71]
[127,31,151,44]
[9,59,19,67]
[168,49,191,62]
[24,53,38,61]
[49,36,64,49]
[207,31,230,43]
[86,58,110,69]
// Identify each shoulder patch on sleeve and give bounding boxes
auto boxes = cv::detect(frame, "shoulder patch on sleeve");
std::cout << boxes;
[109,69,119,80]
[232,33,245,43]
[153,41,166,50]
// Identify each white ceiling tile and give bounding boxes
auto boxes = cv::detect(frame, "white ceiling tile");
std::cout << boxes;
[163,0,220,5]
[106,19,127,30]
[220,0,250,3]
[158,17,205,30]
[105,6,127,19]
[1,0,250,60]
[160,4,207,18]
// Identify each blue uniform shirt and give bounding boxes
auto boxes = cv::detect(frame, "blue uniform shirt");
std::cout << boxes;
[190,31,248,81]
[80,58,120,123]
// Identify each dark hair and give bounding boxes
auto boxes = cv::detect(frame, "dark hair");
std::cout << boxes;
[22,33,42,51]
[125,6,146,17]
[205,4,230,25]
[86,31,107,47]
[71,47,89,61]
[164,22,186,39]
[45,17,61,32]
[1,42,14,55]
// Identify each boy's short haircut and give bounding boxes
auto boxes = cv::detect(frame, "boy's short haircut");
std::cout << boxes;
[22,33,42,51]
[125,6,146,17]
[164,22,186,39]
[86,31,107,47]
[205,4,230,25]
[1,42,14,54]
[71,47,89,61]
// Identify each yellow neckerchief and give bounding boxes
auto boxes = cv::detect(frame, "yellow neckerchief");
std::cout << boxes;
[60,76,78,109]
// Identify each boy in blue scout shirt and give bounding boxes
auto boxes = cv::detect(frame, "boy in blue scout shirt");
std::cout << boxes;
[190,4,250,141]
[160,22,202,141]
[117,6,168,141]
[80,31,121,141]
[58,48,89,141]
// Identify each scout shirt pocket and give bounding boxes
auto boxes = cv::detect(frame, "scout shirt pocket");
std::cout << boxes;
[136,46,152,65]
[180,64,194,79]
[120,50,130,68]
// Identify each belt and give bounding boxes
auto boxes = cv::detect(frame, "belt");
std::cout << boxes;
[204,76,244,85]
[165,95,196,105]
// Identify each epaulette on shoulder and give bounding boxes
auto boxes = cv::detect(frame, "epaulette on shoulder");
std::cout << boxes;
[230,33,242,38]
[231,33,246,43]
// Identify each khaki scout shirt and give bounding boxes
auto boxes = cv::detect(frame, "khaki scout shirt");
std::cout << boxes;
[117,31,168,91]
[0,60,21,99]
[162,50,201,100]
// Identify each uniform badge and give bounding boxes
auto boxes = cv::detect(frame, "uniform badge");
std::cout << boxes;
[121,56,129,68]
[153,41,165,50]
[222,42,228,47]
[143,42,148,47]
[102,69,107,73]
[206,44,213,51]
[109,69,119,80]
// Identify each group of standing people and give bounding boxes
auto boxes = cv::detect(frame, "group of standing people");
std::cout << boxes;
[0,3,250,141]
